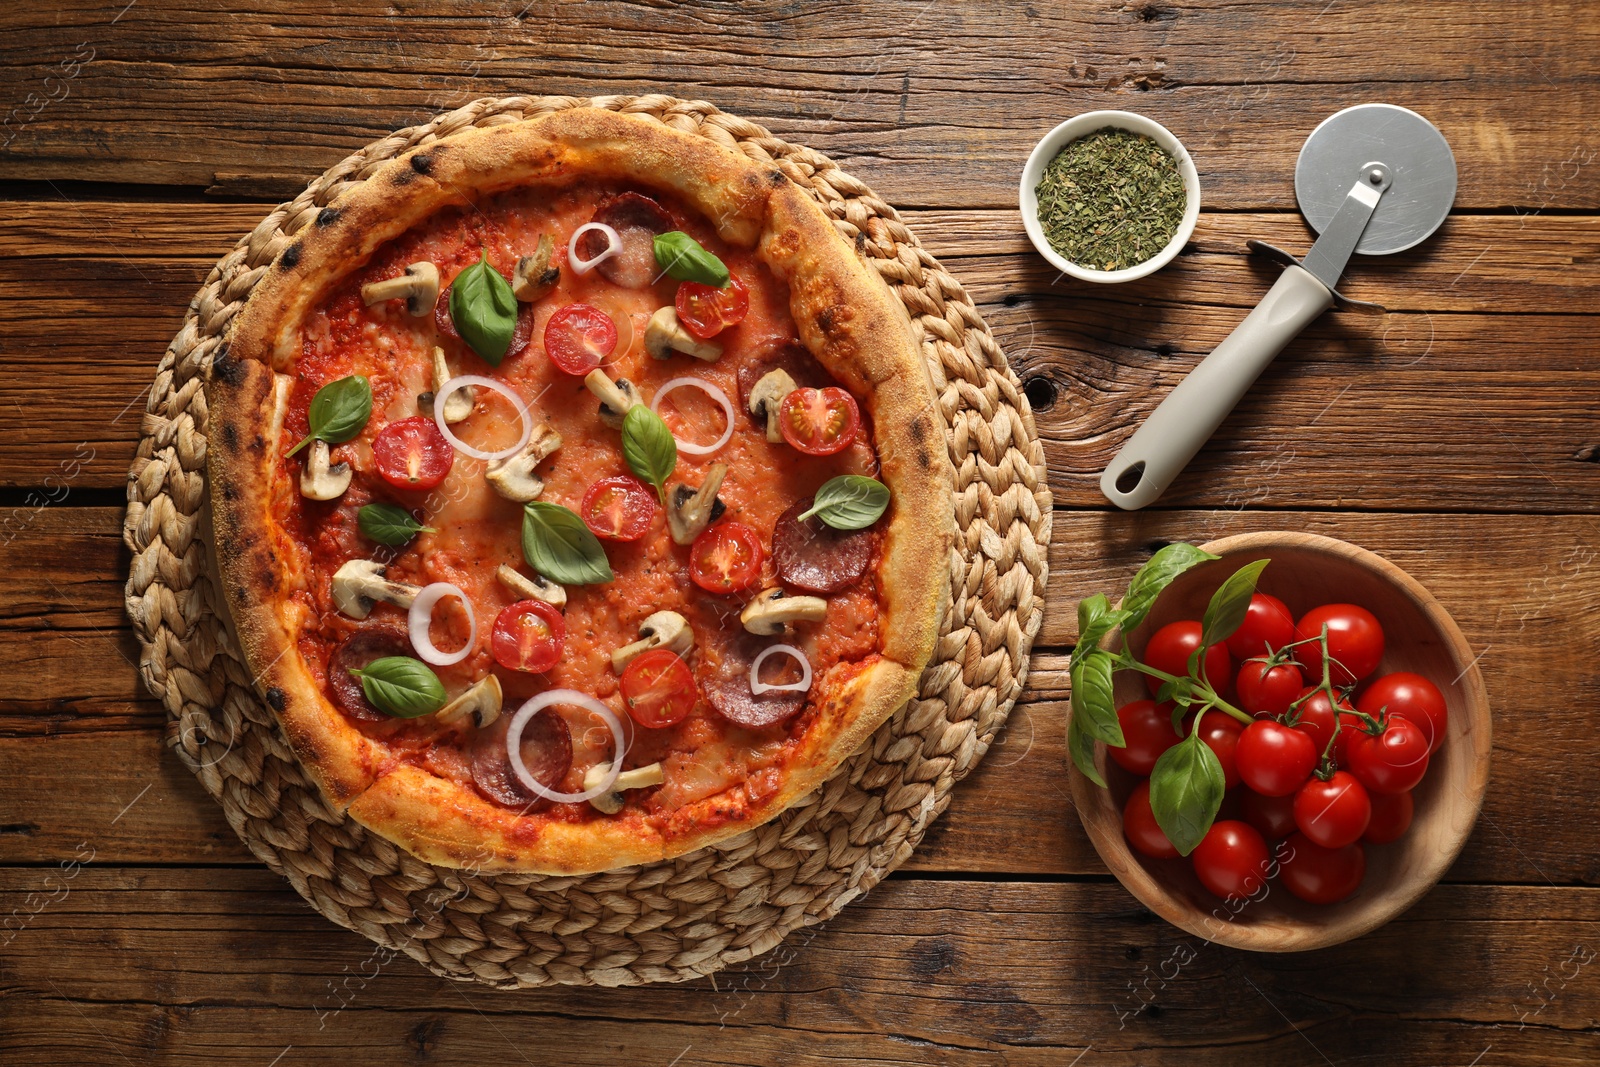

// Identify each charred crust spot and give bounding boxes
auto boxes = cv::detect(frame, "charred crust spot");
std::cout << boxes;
[410,152,434,176]
[392,167,414,187]
[909,417,929,444]
[768,169,788,187]
[315,207,341,228]
[220,483,237,502]
[248,433,266,456]
[212,348,246,386]
[916,445,932,469]
[279,242,302,271]
[219,422,239,451]
[264,686,287,711]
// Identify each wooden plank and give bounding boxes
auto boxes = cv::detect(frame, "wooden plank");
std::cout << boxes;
[0,2,1596,210]
[1,870,1596,1065]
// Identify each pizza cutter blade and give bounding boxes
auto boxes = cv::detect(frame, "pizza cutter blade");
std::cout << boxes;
[1098,103,1457,510]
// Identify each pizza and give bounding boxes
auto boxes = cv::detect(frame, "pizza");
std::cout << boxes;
[206,107,953,874]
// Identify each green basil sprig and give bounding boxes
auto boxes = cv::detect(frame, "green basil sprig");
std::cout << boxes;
[449,250,519,366]
[1147,727,1227,856]
[522,501,614,585]
[653,231,730,288]
[621,405,677,505]
[349,656,447,718]
[288,374,371,456]
[799,475,890,530]
[358,503,436,546]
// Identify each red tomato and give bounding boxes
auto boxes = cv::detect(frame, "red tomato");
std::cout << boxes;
[1278,832,1366,905]
[1293,771,1372,848]
[490,600,565,674]
[1295,603,1385,686]
[579,475,657,542]
[1123,780,1180,859]
[1291,685,1355,762]
[1236,660,1305,717]
[372,415,454,490]
[1108,699,1181,776]
[1187,712,1245,790]
[1346,716,1431,795]
[544,302,618,375]
[1364,790,1415,844]
[619,648,697,729]
[1236,720,1318,797]
[1358,671,1448,755]
[675,275,750,339]
[1239,788,1298,842]
[689,521,765,594]
[1226,593,1296,660]
[1143,620,1232,696]
[778,386,860,456]
[1191,820,1271,900]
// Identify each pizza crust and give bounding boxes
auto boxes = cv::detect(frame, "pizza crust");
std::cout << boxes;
[208,108,954,873]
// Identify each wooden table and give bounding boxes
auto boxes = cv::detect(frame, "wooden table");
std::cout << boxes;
[3,2,1597,1063]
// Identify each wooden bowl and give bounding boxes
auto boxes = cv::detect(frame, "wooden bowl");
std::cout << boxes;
[1069,532,1492,952]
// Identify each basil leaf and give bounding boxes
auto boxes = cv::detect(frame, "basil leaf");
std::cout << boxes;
[621,405,677,504]
[798,475,891,531]
[522,501,614,585]
[1119,543,1219,634]
[350,656,446,718]
[1148,728,1226,856]
[1067,715,1106,788]
[449,250,518,366]
[357,503,435,546]
[1075,593,1122,652]
[652,231,731,287]
[288,374,371,456]
[1200,558,1270,648]
[1069,649,1123,747]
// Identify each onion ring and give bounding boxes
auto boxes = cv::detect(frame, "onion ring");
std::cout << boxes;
[506,689,627,804]
[433,375,533,462]
[650,376,735,456]
[408,583,477,667]
[749,643,813,696]
[568,222,621,276]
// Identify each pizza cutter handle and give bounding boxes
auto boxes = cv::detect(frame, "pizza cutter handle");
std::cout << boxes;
[1099,265,1335,510]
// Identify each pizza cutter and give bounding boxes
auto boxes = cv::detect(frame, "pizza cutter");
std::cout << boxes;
[1099,103,1457,509]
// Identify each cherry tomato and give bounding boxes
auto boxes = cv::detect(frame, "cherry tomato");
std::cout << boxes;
[1187,712,1245,790]
[1108,699,1182,776]
[1239,788,1298,842]
[1226,593,1296,660]
[1364,790,1415,844]
[1236,660,1305,717]
[1278,832,1366,905]
[1191,820,1271,900]
[675,275,750,340]
[1295,603,1385,686]
[579,475,658,542]
[1236,719,1318,797]
[1123,780,1180,859]
[372,415,454,490]
[778,386,861,456]
[1143,620,1232,697]
[1293,771,1371,848]
[1346,716,1431,795]
[1290,685,1355,762]
[619,648,697,729]
[544,302,618,375]
[490,600,565,673]
[689,521,765,594]
[1358,671,1448,755]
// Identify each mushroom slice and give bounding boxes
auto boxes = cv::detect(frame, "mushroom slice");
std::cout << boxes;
[645,306,723,362]
[331,559,421,620]
[299,439,352,501]
[747,368,797,444]
[511,234,560,302]
[495,564,567,609]
[583,761,666,815]
[435,674,503,729]
[360,261,440,316]
[666,463,728,546]
[584,370,638,430]
[740,587,828,637]
[610,610,694,673]
[418,347,473,424]
[484,423,562,503]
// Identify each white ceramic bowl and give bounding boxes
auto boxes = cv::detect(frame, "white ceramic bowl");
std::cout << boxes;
[1019,109,1201,283]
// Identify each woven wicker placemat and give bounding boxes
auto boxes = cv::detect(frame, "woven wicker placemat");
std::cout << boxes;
[121,94,1051,989]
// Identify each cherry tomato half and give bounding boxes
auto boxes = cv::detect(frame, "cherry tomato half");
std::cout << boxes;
[1291,685,1355,762]
[1358,671,1448,755]
[1364,790,1415,844]
[1293,770,1372,848]
[1108,699,1182,776]
[1237,659,1305,718]
[1236,719,1318,797]
[619,648,698,729]
[490,599,565,674]
[1144,620,1231,697]
[580,475,658,542]
[778,386,861,456]
[689,521,765,594]
[675,275,750,340]
[1295,603,1385,686]
[372,415,455,490]
[1123,780,1180,859]
[1192,820,1272,900]
[1239,787,1299,842]
[1226,593,1296,660]
[1278,832,1366,905]
[544,302,618,375]
[1346,716,1431,795]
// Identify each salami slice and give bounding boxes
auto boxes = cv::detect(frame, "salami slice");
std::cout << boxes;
[469,709,573,809]
[772,498,873,594]
[328,628,412,722]
[435,280,534,358]
[577,192,674,289]
[702,634,808,729]
[736,339,828,430]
